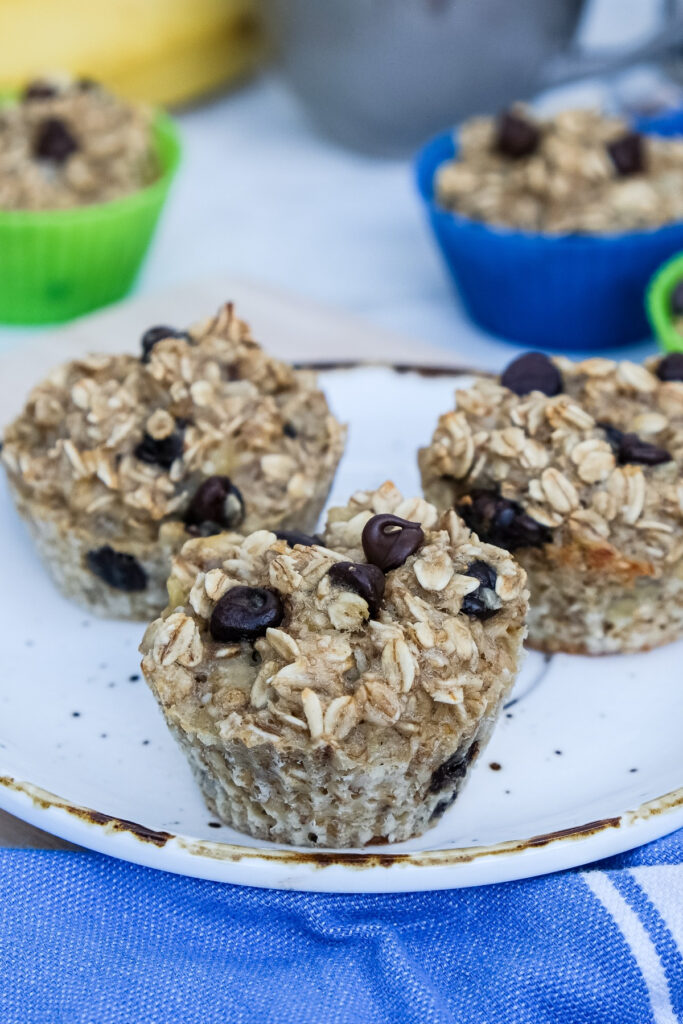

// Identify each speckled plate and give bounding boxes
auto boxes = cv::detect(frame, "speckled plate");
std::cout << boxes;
[1,291,682,892]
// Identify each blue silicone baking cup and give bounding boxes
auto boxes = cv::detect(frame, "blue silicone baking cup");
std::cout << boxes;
[415,124,683,351]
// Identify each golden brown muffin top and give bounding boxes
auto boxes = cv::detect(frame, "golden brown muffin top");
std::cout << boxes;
[0,76,158,210]
[436,106,683,233]
[2,303,345,543]
[419,352,683,572]
[140,483,528,760]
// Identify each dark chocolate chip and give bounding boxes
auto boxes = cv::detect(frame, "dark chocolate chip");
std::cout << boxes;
[328,561,386,618]
[362,513,424,572]
[33,118,78,163]
[23,81,58,101]
[283,422,298,439]
[461,560,499,620]
[86,546,147,592]
[77,77,98,91]
[599,422,625,451]
[185,476,245,532]
[457,490,552,551]
[657,352,683,381]
[494,110,540,159]
[430,791,458,820]
[607,131,645,177]
[210,586,283,642]
[501,352,563,397]
[618,434,672,466]
[275,529,324,548]
[140,325,189,363]
[429,742,480,794]
[134,421,185,470]
[599,422,672,466]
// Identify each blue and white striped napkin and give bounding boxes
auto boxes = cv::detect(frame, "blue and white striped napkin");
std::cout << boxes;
[1,831,681,1024]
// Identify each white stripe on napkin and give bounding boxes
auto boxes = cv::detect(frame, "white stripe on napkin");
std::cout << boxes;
[631,867,683,955]
[583,871,678,1024]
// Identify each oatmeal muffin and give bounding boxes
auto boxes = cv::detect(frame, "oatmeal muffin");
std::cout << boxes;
[1,303,345,619]
[140,482,528,848]
[0,75,158,210]
[419,351,683,655]
[436,106,683,234]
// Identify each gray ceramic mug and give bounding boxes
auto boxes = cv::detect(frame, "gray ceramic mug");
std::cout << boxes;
[265,0,683,154]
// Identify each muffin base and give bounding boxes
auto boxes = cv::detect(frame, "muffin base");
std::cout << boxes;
[6,472,340,621]
[521,544,683,655]
[420,469,683,656]
[160,710,500,849]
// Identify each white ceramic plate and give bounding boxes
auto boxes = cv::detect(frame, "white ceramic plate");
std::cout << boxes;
[1,300,682,892]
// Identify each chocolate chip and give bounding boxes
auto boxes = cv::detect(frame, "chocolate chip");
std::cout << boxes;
[461,560,499,620]
[362,514,424,572]
[86,546,147,592]
[283,422,298,439]
[134,421,185,470]
[457,490,552,552]
[430,791,458,820]
[599,422,672,466]
[494,110,540,159]
[209,586,283,642]
[23,81,58,101]
[275,530,324,548]
[77,77,98,91]
[621,434,672,465]
[501,352,563,397]
[657,352,683,381]
[599,422,624,451]
[140,325,189,363]
[328,561,386,618]
[429,742,480,794]
[607,132,644,177]
[185,476,245,533]
[33,118,78,163]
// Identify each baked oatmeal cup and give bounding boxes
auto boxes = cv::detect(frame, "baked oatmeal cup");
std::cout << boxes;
[0,75,180,323]
[416,105,683,349]
[1,303,345,620]
[419,351,683,654]
[140,482,528,848]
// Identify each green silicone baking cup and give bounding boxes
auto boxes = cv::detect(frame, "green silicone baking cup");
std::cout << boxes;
[0,111,181,325]
[646,250,683,354]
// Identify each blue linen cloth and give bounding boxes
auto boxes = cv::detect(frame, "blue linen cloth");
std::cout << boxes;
[1,833,682,1024]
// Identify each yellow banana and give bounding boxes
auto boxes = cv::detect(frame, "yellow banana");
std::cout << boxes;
[0,0,265,106]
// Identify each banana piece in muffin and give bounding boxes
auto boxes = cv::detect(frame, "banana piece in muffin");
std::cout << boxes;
[1,303,346,619]
[140,482,528,848]
[419,351,683,654]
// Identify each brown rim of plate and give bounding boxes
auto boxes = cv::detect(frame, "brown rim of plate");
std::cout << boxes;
[2,773,682,870]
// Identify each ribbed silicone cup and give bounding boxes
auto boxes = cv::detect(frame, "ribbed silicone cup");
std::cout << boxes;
[415,128,683,351]
[0,112,181,325]
[646,250,683,354]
